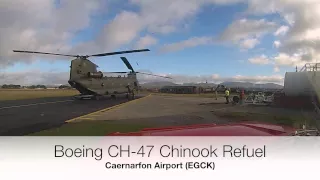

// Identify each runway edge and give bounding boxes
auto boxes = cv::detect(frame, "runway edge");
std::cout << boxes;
[65,94,152,123]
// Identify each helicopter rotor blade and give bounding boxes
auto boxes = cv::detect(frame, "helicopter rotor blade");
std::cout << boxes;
[136,72,172,79]
[90,49,150,57]
[12,50,78,57]
[13,48,150,58]
[120,57,134,72]
[104,72,128,74]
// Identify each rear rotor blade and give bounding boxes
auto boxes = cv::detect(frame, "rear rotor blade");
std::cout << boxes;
[120,57,134,72]
[90,49,150,57]
[136,72,172,79]
[12,50,78,57]
[105,72,128,74]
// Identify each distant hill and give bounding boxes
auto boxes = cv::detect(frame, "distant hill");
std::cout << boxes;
[140,81,178,88]
[258,83,284,89]
[220,82,283,89]
[141,82,218,89]
[141,81,283,89]
[182,83,217,87]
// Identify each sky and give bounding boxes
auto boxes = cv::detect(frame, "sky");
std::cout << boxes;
[1,0,320,85]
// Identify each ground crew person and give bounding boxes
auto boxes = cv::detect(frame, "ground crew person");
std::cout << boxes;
[215,85,221,100]
[225,88,230,104]
[215,89,218,100]
[239,89,245,105]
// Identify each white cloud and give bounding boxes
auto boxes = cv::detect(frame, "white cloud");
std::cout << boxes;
[273,66,280,72]
[0,0,251,60]
[0,0,103,66]
[248,55,270,65]
[229,74,283,84]
[89,1,207,53]
[130,0,202,34]
[159,17,275,52]
[247,51,318,70]
[129,0,246,34]
[274,41,281,48]
[219,18,277,42]
[240,38,260,49]
[273,53,304,67]
[246,0,320,67]
[93,0,248,53]
[135,35,158,49]
[160,36,213,53]
[96,11,146,52]
[158,73,284,85]
[101,0,246,52]
[218,18,277,50]
[274,25,289,36]
[0,70,69,86]
[268,50,320,70]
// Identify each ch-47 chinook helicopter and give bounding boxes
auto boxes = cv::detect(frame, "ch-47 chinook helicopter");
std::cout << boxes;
[13,49,172,100]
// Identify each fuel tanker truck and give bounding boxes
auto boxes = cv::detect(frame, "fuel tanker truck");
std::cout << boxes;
[274,64,320,109]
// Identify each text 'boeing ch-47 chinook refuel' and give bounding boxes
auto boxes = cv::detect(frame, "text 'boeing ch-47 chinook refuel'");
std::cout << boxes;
[13,49,172,100]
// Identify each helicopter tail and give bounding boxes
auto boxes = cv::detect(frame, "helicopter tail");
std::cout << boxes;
[69,58,100,81]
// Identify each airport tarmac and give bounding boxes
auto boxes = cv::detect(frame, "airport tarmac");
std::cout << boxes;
[68,94,235,126]
[2,93,314,136]
[67,94,313,130]
[0,95,143,135]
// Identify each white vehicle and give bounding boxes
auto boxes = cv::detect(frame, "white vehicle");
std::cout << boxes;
[245,92,274,105]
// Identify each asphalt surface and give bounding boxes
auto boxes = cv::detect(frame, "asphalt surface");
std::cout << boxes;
[0,95,143,136]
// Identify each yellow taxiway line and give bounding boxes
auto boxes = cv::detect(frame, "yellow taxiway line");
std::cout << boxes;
[65,94,152,123]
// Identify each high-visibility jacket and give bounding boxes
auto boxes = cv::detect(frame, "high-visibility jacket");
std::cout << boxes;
[225,90,230,96]
[240,90,244,99]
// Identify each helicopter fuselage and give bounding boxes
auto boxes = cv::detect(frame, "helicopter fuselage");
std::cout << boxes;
[68,75,139,97]
[67,57,140,99]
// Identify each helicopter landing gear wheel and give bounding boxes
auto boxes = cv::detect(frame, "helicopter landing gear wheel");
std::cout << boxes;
[126,92,135,100]
[129,92,135,100]
[127,86,134,100]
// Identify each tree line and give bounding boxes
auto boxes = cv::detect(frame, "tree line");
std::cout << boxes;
[1,84,73,89]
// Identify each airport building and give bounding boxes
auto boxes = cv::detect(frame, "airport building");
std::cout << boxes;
[160,86,199,94]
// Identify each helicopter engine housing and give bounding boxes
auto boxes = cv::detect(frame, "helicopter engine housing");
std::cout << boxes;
[87,71,103,78]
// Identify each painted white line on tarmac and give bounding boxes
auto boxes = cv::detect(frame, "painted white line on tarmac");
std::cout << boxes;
[66,94,152,123]
[0,100,74,110]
